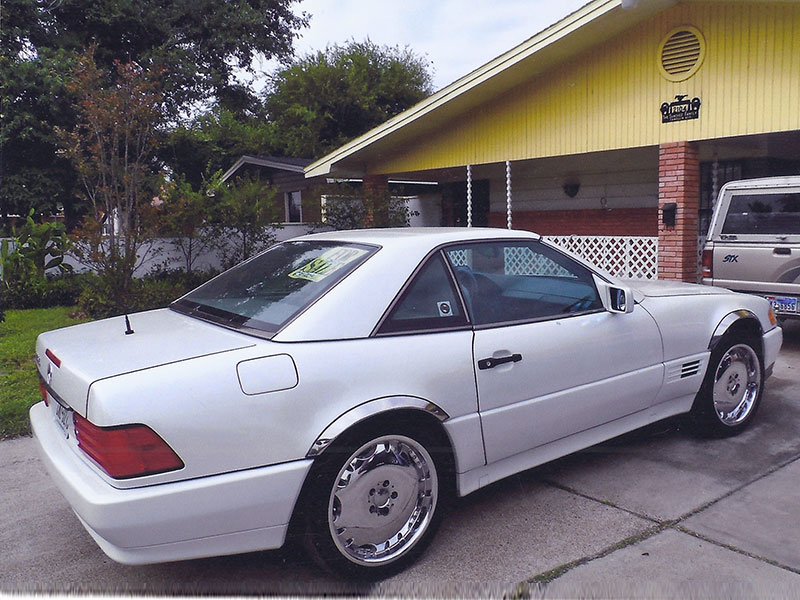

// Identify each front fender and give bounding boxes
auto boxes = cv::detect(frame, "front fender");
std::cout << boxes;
[709,309,763,351]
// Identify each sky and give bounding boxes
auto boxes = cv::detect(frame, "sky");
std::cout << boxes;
[250,0,589,92]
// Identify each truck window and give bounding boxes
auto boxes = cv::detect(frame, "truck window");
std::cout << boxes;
[722,192,800,235]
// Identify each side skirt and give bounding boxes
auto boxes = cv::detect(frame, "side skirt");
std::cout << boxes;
[456,394,696,497]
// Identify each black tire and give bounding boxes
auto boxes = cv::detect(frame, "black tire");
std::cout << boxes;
[300,420,452,579]
[689,333,764,437]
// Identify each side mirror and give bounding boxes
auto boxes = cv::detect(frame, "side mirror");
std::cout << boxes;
[595,278,635,314]
[610,287,632,313]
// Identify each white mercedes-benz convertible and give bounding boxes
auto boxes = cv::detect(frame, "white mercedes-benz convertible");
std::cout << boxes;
[31,228,782,578]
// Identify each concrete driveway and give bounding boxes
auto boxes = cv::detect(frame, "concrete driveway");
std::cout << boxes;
[2,323,800,597]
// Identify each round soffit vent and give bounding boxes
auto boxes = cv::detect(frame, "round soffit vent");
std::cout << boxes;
[658,26,706,82]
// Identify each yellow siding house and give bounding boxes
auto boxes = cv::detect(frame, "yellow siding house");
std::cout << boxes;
[307,0,800,281]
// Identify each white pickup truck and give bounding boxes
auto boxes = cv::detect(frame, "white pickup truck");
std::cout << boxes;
[701,176,800,320]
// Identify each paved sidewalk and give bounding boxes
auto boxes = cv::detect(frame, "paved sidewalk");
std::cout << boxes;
[1,323,799,597]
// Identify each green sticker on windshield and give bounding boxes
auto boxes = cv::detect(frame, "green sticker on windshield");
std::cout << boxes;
[288,247,368,282]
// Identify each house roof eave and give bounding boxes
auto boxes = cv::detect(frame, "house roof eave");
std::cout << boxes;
[222,155,311,182]
[305,0,679,179]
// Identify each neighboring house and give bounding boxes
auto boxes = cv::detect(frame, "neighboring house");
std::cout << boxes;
[222,155,440,233]
[221,156,320,239]
[306,0,800,282]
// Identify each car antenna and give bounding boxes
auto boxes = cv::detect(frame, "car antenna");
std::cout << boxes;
[124,314,135,335]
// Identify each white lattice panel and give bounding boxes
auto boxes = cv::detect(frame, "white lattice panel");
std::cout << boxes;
[448,248,470,267]
[544,235,659,280]
[504,246,571,277]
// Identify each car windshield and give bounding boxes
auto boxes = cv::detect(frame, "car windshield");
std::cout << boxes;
[172,240,376,335]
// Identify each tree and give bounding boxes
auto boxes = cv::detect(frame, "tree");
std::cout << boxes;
[0,49,80,232]
[9,0,308,114]
[211,175,282,269]
[159,173,221,274]
[161,107,276,192]
[1,0,307,230]
[59,51,165,310]
[265,40,433,158]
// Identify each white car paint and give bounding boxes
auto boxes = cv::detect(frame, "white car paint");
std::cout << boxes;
[30,228,782,569]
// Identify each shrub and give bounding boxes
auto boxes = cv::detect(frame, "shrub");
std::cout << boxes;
[77,269,217,319]
[0,273,87,310]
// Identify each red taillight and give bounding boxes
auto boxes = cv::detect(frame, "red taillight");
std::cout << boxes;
[73,413,184,479]
[701,248,713,279]
[45,348,61,368]
[38,377,50,407]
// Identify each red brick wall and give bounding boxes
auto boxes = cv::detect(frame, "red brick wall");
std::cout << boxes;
[658,142,700,282]
[487,207,658,236]
[362,174,389,226]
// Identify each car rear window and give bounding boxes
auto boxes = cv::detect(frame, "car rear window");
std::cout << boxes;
[722,192,800,235]
[172,241,376,335]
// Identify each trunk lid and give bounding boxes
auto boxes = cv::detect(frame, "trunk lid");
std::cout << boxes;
[36,308,255,416]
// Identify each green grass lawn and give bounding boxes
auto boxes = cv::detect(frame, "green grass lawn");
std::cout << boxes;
[0,307,91,439]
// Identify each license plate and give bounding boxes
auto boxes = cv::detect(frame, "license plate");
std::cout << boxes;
[54,401,72,438]
[765,295,798,314]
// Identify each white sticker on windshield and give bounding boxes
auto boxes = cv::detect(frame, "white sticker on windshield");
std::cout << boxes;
[288,247,368,282]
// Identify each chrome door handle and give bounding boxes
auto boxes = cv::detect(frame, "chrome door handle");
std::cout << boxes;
[478,353,522,370]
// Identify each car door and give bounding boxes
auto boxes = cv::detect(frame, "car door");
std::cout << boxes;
[443,240,664,465]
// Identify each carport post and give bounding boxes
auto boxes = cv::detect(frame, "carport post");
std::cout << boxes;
[658,142,700,282]
[466,164,473,227]
[362,174,390,227]
[506,160,513,229]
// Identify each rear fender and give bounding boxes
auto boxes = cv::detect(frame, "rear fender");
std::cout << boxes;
[306,396,449,457]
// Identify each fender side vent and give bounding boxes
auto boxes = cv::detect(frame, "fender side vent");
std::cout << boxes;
[681,360,701,378]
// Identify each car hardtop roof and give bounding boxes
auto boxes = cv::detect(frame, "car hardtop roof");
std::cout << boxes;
[292,227,542,249]
[721,175,800,192]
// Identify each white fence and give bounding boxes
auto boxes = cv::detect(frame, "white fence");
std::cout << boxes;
[0,224,318,279]
[545,235,659,280]
[4,231,663,282]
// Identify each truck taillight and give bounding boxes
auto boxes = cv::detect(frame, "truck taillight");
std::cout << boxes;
[73,413,184,479]
[701,248,713,279]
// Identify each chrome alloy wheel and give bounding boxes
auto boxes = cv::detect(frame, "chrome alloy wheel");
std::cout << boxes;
[712,343,761,426]
[327,435,438,566]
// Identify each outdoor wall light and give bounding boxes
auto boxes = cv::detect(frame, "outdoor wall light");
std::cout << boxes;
[662,202,677,226]
[562,181,580,198]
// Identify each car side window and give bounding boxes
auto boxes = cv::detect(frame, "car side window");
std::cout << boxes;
[444,241,602,326]
[377,253,469,334]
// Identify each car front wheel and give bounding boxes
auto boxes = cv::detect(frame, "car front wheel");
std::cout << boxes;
[691,334,764,437]
[302,425,449,579]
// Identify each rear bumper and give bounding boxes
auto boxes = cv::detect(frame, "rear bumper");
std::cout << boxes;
[30,402,312,565]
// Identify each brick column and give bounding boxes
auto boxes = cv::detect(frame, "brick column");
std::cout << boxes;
[658,142,700,282]
[362,174,390,227]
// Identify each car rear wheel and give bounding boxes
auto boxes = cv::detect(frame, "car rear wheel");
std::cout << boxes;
[690,334,764,437]
[301,424,450,579]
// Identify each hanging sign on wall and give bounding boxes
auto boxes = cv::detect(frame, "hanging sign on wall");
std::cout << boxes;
[660,95,701,123]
